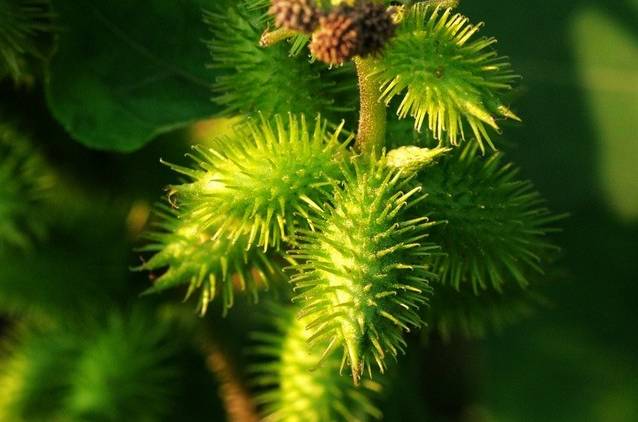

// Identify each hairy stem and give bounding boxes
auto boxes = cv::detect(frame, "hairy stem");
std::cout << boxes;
[354,56,386,155]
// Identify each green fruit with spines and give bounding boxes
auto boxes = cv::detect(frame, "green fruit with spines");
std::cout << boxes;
[412,143,563,293]
[250,303,382,421]
[372,3,520,151]
[165,113,352,252]
[137,203,283,316]
[290,155,439,384]
[205,0,355,120]
[0,122,53,251]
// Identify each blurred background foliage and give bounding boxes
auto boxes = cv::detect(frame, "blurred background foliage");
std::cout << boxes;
[0,0,636,421]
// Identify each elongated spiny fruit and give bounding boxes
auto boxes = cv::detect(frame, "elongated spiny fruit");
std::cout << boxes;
[137,203,281,315]
[250,303,382,421]
[373,4,520,150]
[290,156,438,383]
[164,113,352,252]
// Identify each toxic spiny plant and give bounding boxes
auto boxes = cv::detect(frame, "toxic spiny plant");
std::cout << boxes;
[289,156,438,383]
[139,0,562,419]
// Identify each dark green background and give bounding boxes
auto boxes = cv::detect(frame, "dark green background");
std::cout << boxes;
[456,1,638,420]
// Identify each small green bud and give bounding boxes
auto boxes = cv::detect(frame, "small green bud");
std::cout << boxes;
[385,145,450,174]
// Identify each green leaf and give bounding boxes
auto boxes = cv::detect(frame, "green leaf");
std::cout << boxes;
[46,0,220,152]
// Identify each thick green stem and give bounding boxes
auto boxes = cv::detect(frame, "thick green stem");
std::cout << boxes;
[354,56,386,155]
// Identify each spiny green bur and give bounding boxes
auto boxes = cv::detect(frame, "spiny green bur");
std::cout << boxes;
[414,144,563,293]
[137,204,279,315]
[250,304,382,422]
[374,4,520,150]
[166,114,352,252]
[291,157,438,383]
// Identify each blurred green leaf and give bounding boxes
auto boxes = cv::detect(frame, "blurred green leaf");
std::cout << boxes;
[571,6,638,222]
[46,0,219,152]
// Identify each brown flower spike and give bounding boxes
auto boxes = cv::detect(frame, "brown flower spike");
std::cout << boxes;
[355,1,396,57]
[310,5,360,65]
[269,0,320,33]
[310,1,397,65]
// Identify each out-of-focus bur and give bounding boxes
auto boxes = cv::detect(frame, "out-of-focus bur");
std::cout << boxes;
[0,123,54,251]
[250,303,383,420]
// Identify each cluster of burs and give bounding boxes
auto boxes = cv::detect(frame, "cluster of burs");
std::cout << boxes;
[137,0,561,420]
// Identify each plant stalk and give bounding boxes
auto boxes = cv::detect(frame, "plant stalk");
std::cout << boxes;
[201,337,260,422]
[354,56,386,155]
